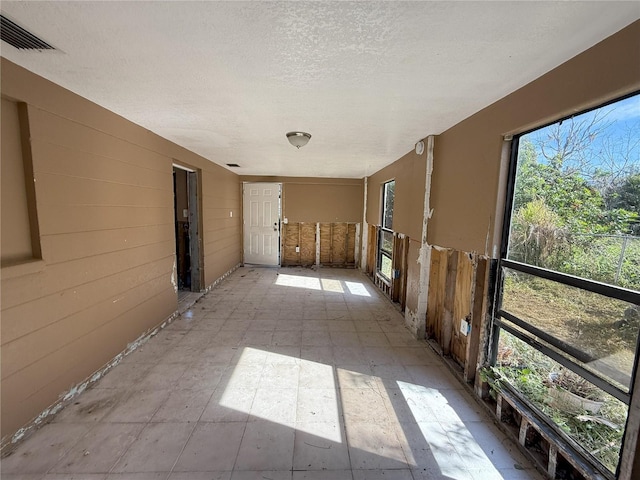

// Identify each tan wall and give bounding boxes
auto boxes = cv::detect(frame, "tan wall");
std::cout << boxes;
[1,98,34,265]
[429,21,640,254]
[0,59,241,441]
[241,176,364,223]
[366,150,427,241]
[365,151,427,316]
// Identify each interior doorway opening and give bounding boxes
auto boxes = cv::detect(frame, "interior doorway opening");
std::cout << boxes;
[173,164,202,292]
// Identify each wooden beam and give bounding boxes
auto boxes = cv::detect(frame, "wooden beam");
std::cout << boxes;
[442,249,459,356]
[464,256,489,383]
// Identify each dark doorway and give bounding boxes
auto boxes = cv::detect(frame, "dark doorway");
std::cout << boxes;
[173,165,201,292]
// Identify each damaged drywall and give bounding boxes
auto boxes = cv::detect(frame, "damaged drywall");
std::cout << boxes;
[404,136,434,338]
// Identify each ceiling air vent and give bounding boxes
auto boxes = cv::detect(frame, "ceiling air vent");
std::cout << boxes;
[226,163,240,168]
[1,15,54,50]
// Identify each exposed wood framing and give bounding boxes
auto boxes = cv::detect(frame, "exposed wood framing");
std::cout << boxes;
[442,249,459,357]
[464,256,489,383]
[354,223,361,267]
[300,223,315,265]
[391,233,410,310]
[425,246,491,372]
[281,222,359,267]
[366,224,377,276]
[451,252,473,364]
[495,387,610,480]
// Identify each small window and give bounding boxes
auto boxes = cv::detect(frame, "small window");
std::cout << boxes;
[378,180,395,280]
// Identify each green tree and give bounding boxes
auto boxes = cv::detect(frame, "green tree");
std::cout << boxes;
[608,174,640,234]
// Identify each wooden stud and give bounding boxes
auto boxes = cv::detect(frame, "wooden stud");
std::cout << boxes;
[519,419,529,447]
[354,223,361,266]
[548,444,558,479]
[316,222,320,266]
[465,256,489,382]
[442,249,458,356]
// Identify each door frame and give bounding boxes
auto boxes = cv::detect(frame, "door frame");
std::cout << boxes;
[173,163,203,291]
[242,182,282,266]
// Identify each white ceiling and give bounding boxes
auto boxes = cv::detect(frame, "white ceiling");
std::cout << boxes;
[1,1,638,178]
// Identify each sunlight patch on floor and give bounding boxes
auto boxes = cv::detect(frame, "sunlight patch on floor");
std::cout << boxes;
[321,278,344,293]
[275,273,370,297]
[276,274,322,290]
[345,281,371,297]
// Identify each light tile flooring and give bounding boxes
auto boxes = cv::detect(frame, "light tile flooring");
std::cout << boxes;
[2,267,544,480]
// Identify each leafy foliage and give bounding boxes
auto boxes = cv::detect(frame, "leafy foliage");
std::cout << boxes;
[495,332,627,473]
[509,136,639,288]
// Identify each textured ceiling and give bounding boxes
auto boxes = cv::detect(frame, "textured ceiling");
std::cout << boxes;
[1,1,638,178]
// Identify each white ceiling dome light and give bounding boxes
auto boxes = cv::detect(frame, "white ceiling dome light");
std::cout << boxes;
[286,132,311,149]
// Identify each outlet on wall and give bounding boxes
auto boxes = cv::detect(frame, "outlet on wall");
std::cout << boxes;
[460,319,470,336]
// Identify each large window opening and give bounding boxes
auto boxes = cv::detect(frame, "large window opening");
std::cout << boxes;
[378,179,395,280]
[492,93,640,475]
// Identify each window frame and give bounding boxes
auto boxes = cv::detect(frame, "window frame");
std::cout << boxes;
[377,179,395,281]
[490,94,640,476]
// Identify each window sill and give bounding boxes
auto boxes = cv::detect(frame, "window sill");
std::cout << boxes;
[375,272,391,287]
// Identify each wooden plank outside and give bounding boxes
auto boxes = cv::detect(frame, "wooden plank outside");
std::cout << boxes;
[464,256,489,383]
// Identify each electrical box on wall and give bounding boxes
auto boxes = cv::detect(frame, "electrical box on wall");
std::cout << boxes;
[460,319,470,336]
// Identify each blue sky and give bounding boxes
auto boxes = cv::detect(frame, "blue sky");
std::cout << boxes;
[523,92,640,175]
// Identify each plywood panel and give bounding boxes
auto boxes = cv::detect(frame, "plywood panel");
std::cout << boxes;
[332,223,348,265]
[300,223,316,265]
[320,223,332,264]
[346,224,357,264]
[426,247,447,341]
[465,256,490,382]
[282,222,300,266]
[451,252,474,366]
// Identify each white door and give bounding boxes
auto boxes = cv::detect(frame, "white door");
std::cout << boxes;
[243,182,281,265]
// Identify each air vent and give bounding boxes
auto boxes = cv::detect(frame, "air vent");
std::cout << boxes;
[1,15,54,50]
[226,163,240,168]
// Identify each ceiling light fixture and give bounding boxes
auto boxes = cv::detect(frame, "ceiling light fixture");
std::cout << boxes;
[286,131,311,149]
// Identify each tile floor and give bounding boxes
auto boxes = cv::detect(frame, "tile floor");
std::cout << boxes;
[1,267,544,480]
